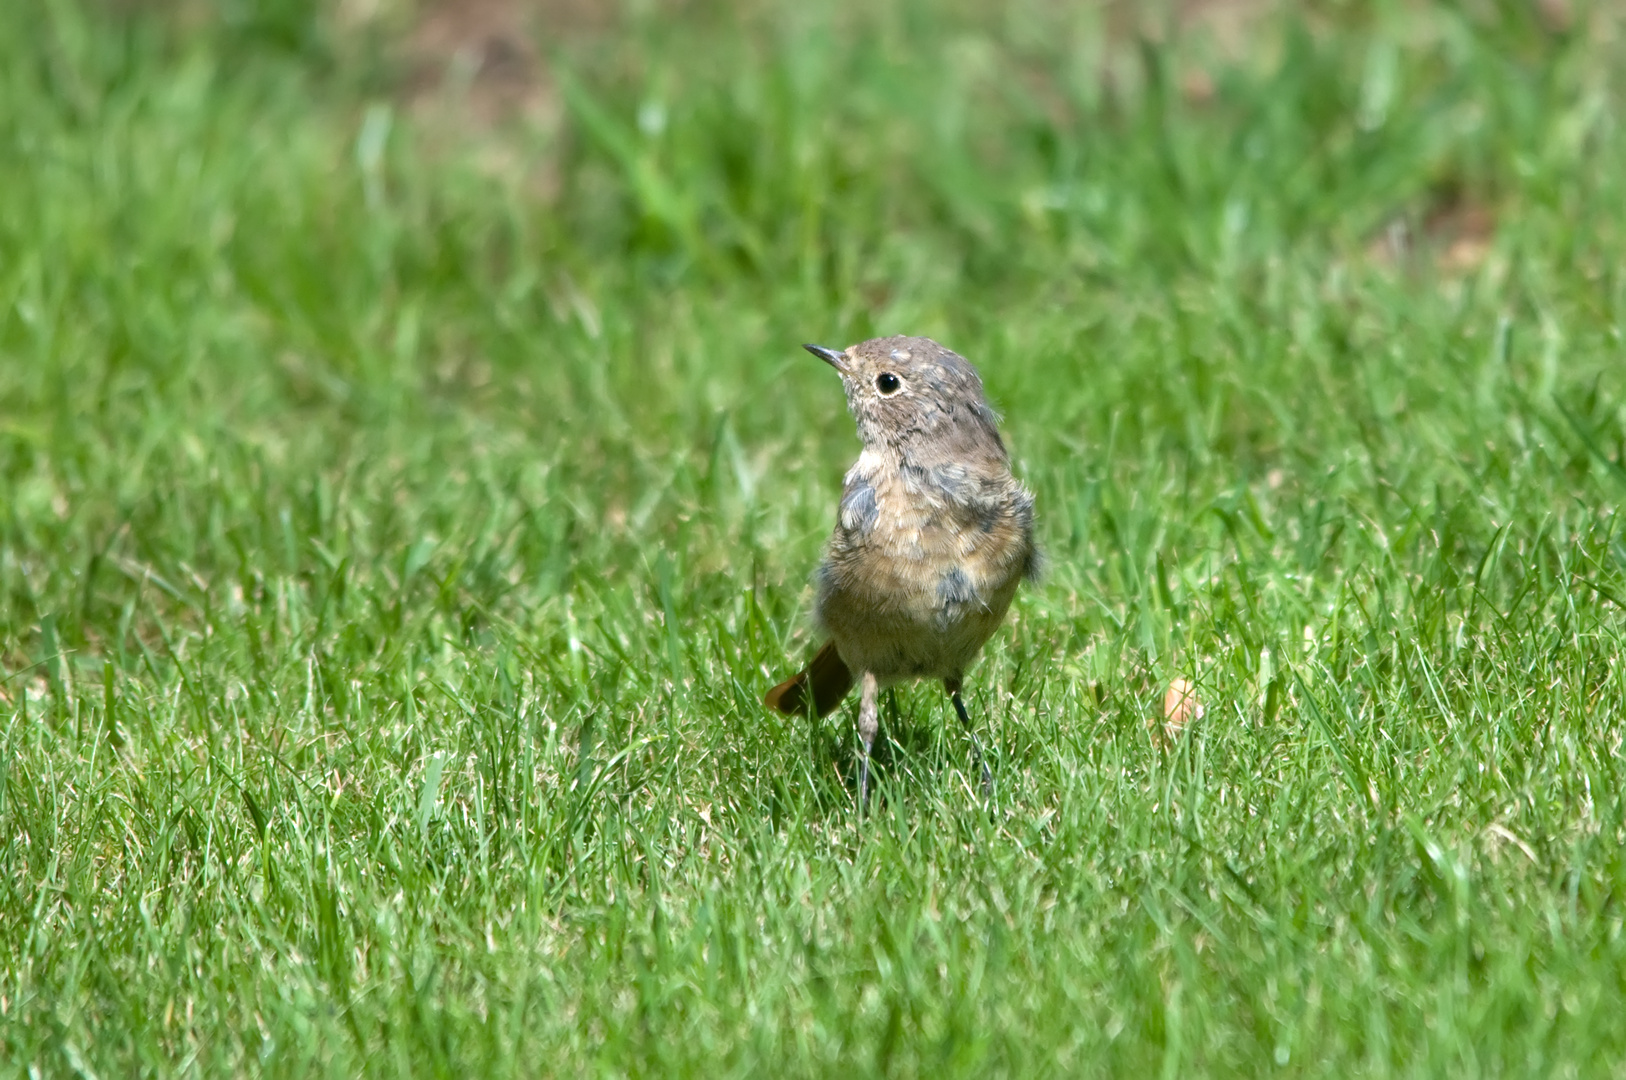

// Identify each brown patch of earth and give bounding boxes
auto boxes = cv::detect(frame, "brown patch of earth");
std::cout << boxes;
[393,0,625,193]
[1425,196,1496,274]
[402,0,610,128]
[1364,186,1497,277]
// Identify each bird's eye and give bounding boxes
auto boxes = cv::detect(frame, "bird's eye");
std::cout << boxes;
[875,372,902,395]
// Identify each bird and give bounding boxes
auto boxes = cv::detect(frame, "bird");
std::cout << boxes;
[764,335,1038,807]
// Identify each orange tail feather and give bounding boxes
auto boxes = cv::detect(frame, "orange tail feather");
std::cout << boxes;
[763,641,853,718]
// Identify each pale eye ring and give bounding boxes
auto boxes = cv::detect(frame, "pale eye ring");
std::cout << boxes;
[875,372,902,395]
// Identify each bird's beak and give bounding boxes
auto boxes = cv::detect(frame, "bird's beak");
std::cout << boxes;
[802,343,849,374]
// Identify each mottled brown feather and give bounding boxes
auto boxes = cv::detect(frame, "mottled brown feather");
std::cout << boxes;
[763,335,1035,811]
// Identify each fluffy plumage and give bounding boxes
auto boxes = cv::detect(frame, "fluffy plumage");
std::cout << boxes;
[764,335,1037,805]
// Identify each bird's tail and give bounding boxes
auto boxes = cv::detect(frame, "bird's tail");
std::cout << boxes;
[763,641,853,718]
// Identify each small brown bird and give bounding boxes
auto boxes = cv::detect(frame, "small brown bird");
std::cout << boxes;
[764,335,1038,806]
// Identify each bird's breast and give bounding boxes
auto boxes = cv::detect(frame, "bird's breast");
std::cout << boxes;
[814,456,1033,682]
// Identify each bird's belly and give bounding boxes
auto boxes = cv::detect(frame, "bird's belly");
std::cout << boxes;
[814,464,1033,685]
[816,554,1022,685]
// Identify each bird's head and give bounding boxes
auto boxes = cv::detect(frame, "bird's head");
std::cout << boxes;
[802,335,1005,460]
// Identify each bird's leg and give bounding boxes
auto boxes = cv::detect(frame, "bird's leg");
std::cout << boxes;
[857,671,879,811]
[946,678,993,801]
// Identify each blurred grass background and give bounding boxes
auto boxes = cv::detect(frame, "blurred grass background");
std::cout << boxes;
[4,0,1626,1074]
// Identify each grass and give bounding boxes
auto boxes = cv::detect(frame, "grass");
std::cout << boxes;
[4,0,1626,1074]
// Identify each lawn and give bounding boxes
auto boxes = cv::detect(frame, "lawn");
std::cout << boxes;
[4,0,1626,1075]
